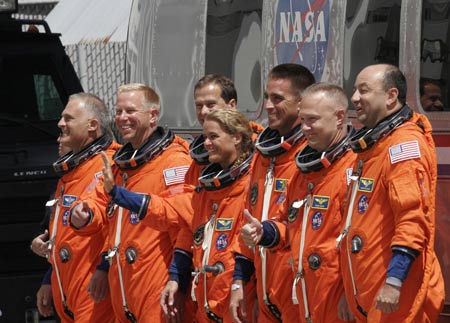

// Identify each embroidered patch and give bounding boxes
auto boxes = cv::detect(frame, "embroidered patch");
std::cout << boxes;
[311,211,323,230]
[274,179,288,192]
[129,212,139,224]
[163,165,189,186]
[357,195,369,214]
[193,224,205,246]
[215,233,229,251]
[216,218,233,231]
[358,178,374,192]
[311,195,330,210]
[62,195,77,207]
[62,210,70,226]
[250,183,258,206]
[276,192,286,204]
[389,140,421,164]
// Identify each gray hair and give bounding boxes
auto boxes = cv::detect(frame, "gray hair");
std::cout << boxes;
[69,92,112,137]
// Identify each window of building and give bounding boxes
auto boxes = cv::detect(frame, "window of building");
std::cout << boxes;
[344,0,401,103]
[420,0,449,112]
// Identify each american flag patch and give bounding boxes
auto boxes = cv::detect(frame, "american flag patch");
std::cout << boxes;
[389,140,421,164]
[163,165,189,186]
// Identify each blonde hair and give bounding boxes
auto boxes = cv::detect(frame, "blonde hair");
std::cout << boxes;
[118,83,160,111]
[302,82,349,111]
[205,109,253,159]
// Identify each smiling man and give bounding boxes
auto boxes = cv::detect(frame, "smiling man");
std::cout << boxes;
[70,84,192,322]
[231,64,315,323]
[31,93,118,322]
[339,64,445,322]
[240,83,356,323]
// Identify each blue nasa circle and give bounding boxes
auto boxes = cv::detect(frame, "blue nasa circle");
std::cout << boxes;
[129,212,140,224]
[62,210,70,226]
[216,233,229,251]
[311,211,323,230]
[275,0,330,81]
[358,195,369,214]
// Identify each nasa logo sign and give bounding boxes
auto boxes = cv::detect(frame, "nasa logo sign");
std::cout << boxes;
[358,195,369,214]
[275,0,330,81]
[129,212,140,224]
[62,210,70,226]
[311,211,323,230]
[216,233,229,251]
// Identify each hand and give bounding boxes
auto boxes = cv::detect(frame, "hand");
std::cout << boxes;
[88,269,109,303]
[36,284,53,317]
[375,283,401,313]
[337,292,355,321]
[241,209,263,247]
[101,151,115,194]
[160,280,182,323]
[229,280,247,323]
[70,200,91,229]
[31,230,50,258]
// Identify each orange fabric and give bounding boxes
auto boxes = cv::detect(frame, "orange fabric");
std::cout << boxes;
[176,165,256,323]
[78,136,192,323]
[184,160,204,187]
[340,113,445,322]
[144,184,196,231]
[273,148,356,323]
[49,142,120,322]
[232,138,306,322]
[249,121,264,141]
[143,185,198,323]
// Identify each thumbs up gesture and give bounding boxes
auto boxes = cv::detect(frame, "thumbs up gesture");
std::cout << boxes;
[70,200,92,229]
[241,209,263,247]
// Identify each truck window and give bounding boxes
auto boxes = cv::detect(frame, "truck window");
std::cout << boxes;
[420,0,449,112]
[344,0,401,103]
[35,74,64,120]
[0,54,64,121]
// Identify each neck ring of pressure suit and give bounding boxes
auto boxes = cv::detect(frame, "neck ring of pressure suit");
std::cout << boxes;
[296,125,355,173]
[189,134,210,165]
[113,127,174,170]
[53,135,113,175]
[349,104,413,153]
[255,125,303,158]
[199,151,253,191]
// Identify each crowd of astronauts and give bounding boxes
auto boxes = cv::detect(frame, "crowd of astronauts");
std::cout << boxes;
[30,62,445,323]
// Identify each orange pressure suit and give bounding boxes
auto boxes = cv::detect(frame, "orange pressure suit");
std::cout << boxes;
[233,125,305,323]
[72,128,191,323]
[269,127,356,323]
[176,156,257,323]
[49,135,118,322]
[339,108,445,322]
